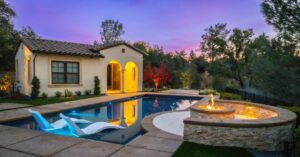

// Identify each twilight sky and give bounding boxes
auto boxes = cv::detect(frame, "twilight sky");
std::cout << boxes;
[7,0,276,52]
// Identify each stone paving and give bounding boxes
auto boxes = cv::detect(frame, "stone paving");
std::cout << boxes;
[0,92,204,157]
[0,103,31,111]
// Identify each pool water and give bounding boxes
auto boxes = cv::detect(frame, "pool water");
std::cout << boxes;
[6,95,201,144]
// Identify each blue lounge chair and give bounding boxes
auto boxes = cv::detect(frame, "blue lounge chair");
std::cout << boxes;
[59,113,124,137]
[28,109,91,131]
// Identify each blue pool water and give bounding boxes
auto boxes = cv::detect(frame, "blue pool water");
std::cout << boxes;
[5,95,201,144]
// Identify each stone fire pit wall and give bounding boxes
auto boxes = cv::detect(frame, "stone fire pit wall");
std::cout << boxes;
[184,100,297,151]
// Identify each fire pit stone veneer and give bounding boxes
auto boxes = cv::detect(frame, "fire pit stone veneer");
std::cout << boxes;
[184,99,297,151]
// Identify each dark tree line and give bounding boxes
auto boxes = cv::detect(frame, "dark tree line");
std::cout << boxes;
[0,0,39,71]
[136,0,300,104]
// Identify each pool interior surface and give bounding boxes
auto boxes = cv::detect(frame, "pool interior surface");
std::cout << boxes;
[5,95,201,144]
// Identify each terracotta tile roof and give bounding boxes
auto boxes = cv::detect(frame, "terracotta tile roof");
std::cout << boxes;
[22,38,104,57]
[21,38,147,57]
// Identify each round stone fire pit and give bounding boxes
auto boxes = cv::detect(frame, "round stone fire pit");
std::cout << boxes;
[194,104,235,119]
[184,99,297,152]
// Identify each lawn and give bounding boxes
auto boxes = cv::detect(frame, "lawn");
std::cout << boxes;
[0,95,99,106]
[172,142,254,157]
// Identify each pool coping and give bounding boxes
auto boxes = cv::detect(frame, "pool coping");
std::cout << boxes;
[0,92,204,157]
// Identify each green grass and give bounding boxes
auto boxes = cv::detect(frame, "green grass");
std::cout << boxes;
[172,142,254,157]
[0,95,99,106]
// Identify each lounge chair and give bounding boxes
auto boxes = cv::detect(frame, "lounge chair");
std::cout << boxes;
[59,113,124,137]
[28,109,91,131]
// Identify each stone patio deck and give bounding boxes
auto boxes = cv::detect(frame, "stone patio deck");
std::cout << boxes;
[0,92,204,157]
[0,103,31,111]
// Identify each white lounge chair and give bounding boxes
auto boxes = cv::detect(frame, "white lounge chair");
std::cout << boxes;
[28,109,91,131]
[59,113,124,137]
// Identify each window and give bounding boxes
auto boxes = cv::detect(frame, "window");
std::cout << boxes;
[51,61,79,84]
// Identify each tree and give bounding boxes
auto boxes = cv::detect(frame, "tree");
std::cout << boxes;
[30,76,40,99]
[200,24,255,88]
[0,1,39,71]
[201,23,229,62]
[226,28,254,88]
[143,63,154,86]
[262,0,300,42]
[94,76,100,95]
[0,0,15,24]
[19,26,40,38]
[179,71,194,89]
[133,41,150,53]
[0,0,17,71]
[156,63,172,87]
[100,19,124,44]
[143,62,172,88]
[260,0,300,104]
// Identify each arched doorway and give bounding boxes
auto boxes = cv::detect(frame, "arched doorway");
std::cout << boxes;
[107,60,122,93]
[124,62,138,92]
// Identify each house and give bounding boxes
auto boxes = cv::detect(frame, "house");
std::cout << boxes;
[15,38,146,96]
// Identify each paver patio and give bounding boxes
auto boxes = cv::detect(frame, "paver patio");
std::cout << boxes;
[0,103,31,111]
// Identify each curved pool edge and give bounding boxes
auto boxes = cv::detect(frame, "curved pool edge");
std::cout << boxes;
[140,111,183,141]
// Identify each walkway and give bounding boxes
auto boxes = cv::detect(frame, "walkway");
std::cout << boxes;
[0,103,31,111]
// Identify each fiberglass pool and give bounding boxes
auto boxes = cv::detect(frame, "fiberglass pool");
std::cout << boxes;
[5,95,201,144]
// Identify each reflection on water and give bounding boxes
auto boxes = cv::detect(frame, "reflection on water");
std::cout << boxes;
[7,96,201,144]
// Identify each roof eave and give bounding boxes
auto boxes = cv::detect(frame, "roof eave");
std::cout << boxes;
[97,43,148,56]
[32,50,105,58]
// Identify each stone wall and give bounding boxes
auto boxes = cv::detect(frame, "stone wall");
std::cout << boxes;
[184,121,295,151]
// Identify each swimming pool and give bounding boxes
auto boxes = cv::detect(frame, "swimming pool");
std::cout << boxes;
[5,95,201,144]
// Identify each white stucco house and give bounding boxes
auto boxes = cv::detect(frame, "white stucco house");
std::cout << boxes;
[15,38,146,96]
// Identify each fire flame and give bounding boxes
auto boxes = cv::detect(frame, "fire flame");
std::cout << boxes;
[209,94,214,109]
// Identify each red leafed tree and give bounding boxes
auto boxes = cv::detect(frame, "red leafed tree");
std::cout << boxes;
[143,62,172,88]
[143,63,154,84]
[156,63,172,87]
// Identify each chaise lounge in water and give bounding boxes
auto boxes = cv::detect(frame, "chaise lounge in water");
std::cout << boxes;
[59,113,125,137]
[28,109,91,131]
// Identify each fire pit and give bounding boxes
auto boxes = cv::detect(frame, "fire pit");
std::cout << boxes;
[184,95,297,151]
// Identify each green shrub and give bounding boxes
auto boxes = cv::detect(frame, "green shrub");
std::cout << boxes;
[41,92,48,99]
[64,89,72,97]
[94,76,100,95]
[295,127,300,157]
[75,91,82,96]
[179,71,194,89]
[30,76,40,99]
[0,90,7,97]
[55,91,62,98]
[220,92,242,100]
[212,76,228,91]
[143,88,155,92]
[84,90,91,96]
